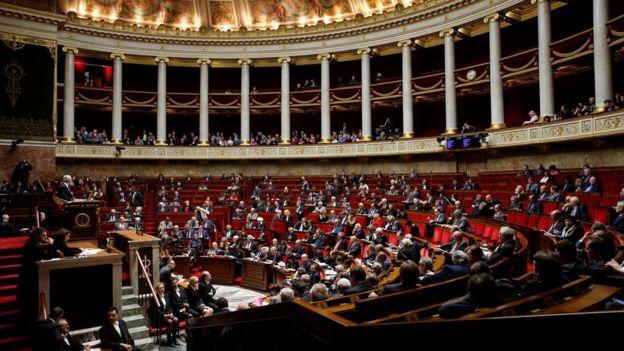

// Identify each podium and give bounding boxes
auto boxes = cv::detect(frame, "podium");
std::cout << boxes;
[37,241,123,329]
[241,259,272,291]
[63,200,100,240]
[110,230,160,296]
[199,256,236,285]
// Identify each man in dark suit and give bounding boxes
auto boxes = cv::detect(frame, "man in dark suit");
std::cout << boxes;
[438,231,468,255]
[545,210,565,236]
[398,238,421,263]
[0,214,17,237]
[382,261,419,294]
[343,265,373,295]
[563,196,590,222]
[131,189,144,207]
[159,259,175,285]
[347,236,362,257]
[611,201,624,232]
[33,306,64,351]
[438,273,497,318]
[421,251,470,285]
[58,318,91,351]
[56,175,75,201]
[99,306,141,351]
[526,195,543,214]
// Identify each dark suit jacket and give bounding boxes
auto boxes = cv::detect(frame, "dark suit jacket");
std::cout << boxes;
[526,201,543,214]
[59,332,86,351]
[344,282,373,295]
[440,240,468,254]
[99,319,136,350]
[438,294,477,319]
[198,281,216,305]
[399,244,421,262]
[54,240,82,257]
[382,282,418,295]
[34,318,63,351]
[611,212,624,232]
[347,242,362,257]
[168,288,191,317]
[421,264,469,285]
[56,183,74,201]
[565,205,590,222]
[0,222,17,237]
[131,192,144,207]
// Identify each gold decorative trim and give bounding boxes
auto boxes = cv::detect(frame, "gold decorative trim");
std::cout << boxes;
[360,135,373,141]
[439,29,455,38]
[277,57,292,64]
[357,48,372,55]
[110,53,126,60]
[319,138,331,144]
[62,47,79,54]
[155,57,169,64]
[488,123,506,130]
[484,13,501,24]
[238,58,253,66]
[400,133,414,139]
[240,140,251,145]
[397,40,413,48]
[198,140,210,146]
[110,139,122,144]
[443,128,458,135]
[155,139,167,145]
[317,53,335,61]
[61,137,75,143]
[279,139,291,145]
[197,58,212,65]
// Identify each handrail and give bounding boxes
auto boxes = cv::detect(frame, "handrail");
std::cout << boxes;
[134,249,160,308]
[39,291,47,320]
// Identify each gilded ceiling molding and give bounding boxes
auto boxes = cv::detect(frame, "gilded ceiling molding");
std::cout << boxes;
[197,58,212,65]
[110,53,125,60]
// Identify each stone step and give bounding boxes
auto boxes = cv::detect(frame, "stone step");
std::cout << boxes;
[122,303,143,316]
[122,286,135,295]
[124,314,147,329]
[134,336,155,351]
[122,294,137,306]
[129,325,150,340]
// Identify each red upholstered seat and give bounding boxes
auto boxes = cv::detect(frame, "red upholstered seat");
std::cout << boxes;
[515,212,529,227]
[488,226,501,244]
[432,227,443,244]
[527,214,539,228]
[592,207,610,225]
[482,226,493,241]
[472,222,485,237]
[440,228,452,244]
[506,211,518,224]
[537,215,552,231]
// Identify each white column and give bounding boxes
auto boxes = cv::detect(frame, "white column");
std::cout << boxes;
[593,0,613,111]
[62,47,78,142]
[318,53,332,143]
[536,0,555,116]
[110,53,125,144]
[155,57,169,144]
[398,40,414,138]
[485,14,505,129]
[358,48,373,140]
[238,59,252,145]
[198,58,211,145]
[440,29,457,134]
[278,57,292,144]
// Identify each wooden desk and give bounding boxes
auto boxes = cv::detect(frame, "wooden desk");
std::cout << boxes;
[241,259,272,291]
[199,256,237,285]
[37,240,123,329]
[110,230,160,295]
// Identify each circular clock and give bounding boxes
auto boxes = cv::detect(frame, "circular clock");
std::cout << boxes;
[466,69,477,81]
[75,213,90,228]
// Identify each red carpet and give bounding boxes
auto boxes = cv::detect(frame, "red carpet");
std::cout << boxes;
[0,237,27,251]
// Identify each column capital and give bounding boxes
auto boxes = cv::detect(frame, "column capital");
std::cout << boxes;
[531,0,550,4]
[155,56,169,64]
[439,28,455,38]
[483,13,500,24]
[197,58,212,65]
[237,58,253,65]
[317,53,334,61]
[397,39,413,48]
[62,47,79,54]
[357,47,378,56]
[110,53,126,60]
[277,57,292,64]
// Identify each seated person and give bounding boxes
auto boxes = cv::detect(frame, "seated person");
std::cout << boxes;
[421,250,470,285]
[381,260,419,294]
[51,228,82,257]
[518,250,568,298]
[438,272,498,318]
[151,282,179,346]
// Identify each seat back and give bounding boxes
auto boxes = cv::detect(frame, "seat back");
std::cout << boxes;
[432,226,443,244]
[527,214,539,228]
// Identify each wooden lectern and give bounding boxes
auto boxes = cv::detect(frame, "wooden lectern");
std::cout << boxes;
[199,256,237,285]
[63,200,101,240]
[110,230,160,296]
[241,259,272,291]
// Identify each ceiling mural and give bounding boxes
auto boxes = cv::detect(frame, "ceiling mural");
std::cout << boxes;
[5,0,431,30]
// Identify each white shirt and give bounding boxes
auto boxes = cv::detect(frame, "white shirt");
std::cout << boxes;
[113,321,122,337]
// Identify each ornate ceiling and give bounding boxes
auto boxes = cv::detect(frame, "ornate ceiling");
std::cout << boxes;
[48,0,431,31]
